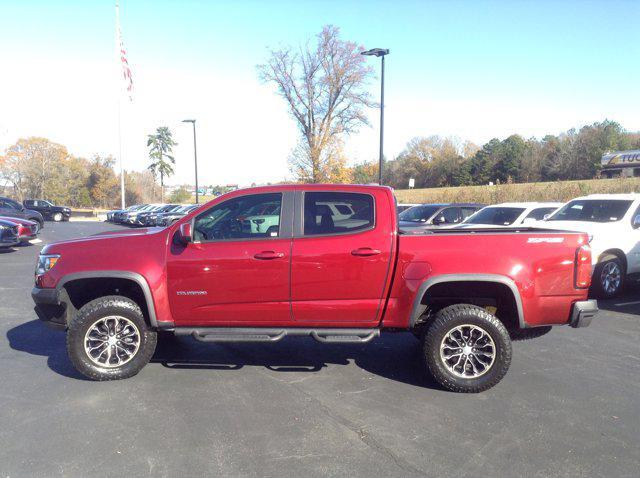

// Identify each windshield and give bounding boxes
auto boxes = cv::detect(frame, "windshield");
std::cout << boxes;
[465,207,525,225]
[399,205,441,223]
[548,200,632,223]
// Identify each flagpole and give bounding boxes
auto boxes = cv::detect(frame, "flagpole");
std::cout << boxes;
[115,0,125,209]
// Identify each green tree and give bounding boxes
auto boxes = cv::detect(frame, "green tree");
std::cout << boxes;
[147,126,177,201]
[169,187,191,203]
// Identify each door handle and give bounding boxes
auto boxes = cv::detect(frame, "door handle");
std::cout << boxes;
[254,251,285,260]
[351,247,381,257]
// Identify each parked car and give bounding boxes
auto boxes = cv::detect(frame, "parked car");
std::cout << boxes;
[120,204,158,225]
[0,196,44,232]
[32,185,596,392]
[23,199,71,222]
[124,204,167,225]
[155,205,199,227]
[0,219,20,249]
[540,193,640,298]
[0,216,39,242]
[136,204,181,227]
[399,203,484,229]
[456,202,563,228]
[111,205,147,223]
[397,203,420,213]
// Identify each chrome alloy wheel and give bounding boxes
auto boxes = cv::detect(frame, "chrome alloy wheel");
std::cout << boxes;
[84,316,141,368]
[600,261,622,295]
[439,324,496,379]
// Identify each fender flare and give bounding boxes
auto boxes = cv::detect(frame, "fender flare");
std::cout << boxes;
[409,273,526,329]
[56,271,158,328]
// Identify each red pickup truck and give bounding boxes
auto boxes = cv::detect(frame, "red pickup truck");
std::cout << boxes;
[32,185,597,392]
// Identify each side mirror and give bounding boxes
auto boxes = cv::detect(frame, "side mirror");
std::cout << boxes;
[633,215,640,229]
[542,214,551,220]
[179,222,193,243]
[435,216,446,224]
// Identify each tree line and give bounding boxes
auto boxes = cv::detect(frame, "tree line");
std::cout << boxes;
[368,119,640,190]
[0,137,162,208]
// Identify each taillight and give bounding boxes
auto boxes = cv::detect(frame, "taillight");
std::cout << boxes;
[575,245,592,289]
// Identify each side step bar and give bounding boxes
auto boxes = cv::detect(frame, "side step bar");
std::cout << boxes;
[174,327,380,344]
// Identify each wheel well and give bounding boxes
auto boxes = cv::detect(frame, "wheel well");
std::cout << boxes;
[62,277,151,325]
[598,249,626,271]
[415,281,520,331]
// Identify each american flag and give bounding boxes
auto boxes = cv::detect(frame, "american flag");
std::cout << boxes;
[116,1,133,101]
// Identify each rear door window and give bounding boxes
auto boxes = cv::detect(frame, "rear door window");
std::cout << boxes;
[303,192,374,236]
[461,207,479,219]
[439,207,461,224]
[525,207,557,221]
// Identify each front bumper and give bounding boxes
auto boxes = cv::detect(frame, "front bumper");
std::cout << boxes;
[20,233,38,242]
[31,287,67,330]
[569,300,598,328]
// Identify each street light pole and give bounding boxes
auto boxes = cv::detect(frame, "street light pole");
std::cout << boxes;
[361,48,390,185]
[182,119,199,204]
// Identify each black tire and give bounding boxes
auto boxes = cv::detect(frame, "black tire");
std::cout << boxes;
[66,295,157,380]
[591,257,625,299]
[32,221,42,234]
[422,304,512,393]
[509,325,552,341]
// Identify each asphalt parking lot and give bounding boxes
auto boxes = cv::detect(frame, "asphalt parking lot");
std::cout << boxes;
[1,222,639,477]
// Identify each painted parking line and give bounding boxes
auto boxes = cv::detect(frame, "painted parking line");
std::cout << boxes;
[29,239,43,244]
[613,300,640,307]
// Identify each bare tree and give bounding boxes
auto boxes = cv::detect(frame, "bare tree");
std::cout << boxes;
[258,25,374,182]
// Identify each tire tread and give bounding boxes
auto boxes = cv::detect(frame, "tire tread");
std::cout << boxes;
[423,304,512,393]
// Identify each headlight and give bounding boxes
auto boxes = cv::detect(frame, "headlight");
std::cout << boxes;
[36,254,60,276]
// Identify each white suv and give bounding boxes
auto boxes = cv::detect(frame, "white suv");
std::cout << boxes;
[541,194,640,298]
[458,202,562,228]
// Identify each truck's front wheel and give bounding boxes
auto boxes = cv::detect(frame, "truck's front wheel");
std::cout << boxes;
[423,304,512,393]
[67,296,157,380]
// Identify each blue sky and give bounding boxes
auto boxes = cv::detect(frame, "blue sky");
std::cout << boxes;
[1,0,639,186]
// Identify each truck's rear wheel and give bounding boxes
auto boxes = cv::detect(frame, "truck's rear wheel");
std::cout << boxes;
[67,295,157,380]
[423,304,512,393]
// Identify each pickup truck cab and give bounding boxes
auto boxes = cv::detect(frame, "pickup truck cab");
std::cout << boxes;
[23,199,71,222]
[541,193,640,298]
[32,185,597,392]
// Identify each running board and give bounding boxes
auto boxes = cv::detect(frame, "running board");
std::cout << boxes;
[174,327,380,344]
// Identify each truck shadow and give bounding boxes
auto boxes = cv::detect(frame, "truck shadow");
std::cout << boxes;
[7,320,442,389]
[152,332,442,390]
[6,319,88,380]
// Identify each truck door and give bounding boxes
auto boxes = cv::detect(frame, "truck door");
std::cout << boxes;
[290,190,394,327]
[166,191,294,326]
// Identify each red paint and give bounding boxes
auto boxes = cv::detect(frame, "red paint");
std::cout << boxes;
[37,184,590,330]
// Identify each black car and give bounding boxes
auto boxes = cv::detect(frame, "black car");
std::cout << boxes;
[23,199,71,222]
[0,196,44,232]
[0,218,20,249]
[398,203,484,230]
